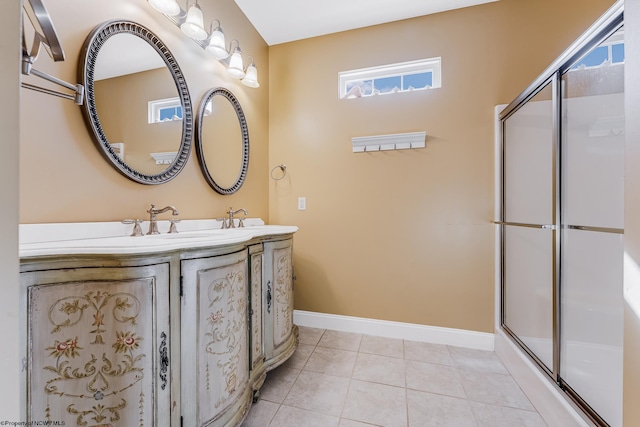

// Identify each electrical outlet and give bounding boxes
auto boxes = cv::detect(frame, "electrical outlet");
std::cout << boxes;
[298,197,306,210]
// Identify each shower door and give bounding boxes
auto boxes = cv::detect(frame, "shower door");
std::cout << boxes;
[500,9,624,426]
[559,26,624,427]
[502,81,556,374]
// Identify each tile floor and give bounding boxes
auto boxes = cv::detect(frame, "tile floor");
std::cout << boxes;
[242,326,547,427]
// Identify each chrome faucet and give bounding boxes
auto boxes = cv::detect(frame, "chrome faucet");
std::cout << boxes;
[146,204,179,235]
[226,207,248,228]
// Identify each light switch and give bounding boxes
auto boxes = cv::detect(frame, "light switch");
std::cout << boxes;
[298,197,306,210]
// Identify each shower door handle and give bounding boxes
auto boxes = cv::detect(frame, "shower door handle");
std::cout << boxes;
[494,221,556,230]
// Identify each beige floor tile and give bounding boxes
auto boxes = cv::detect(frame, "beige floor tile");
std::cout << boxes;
[359,334,404,358]
[470,401,548,427]
[404,340,455,366]
[406,360,466,398]
[339,419,381,427]
[460,369,535,411]
[352,353,406,387]
[297,326,325,345]
[260,365,300,403]
[448,346,509,374]
[283,370,350,416]
[270,405,340,427]
[281,343,314,370]
[304,346,357,377]
[342,380,407,427]
[407,389,477,427]
[318,330,363,351]
[241,399,279,427]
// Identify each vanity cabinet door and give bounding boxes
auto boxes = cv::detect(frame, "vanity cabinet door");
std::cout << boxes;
[264,239,297,365]
[181,250,250,427]
[248,244,264,374]
[22,263,171,427]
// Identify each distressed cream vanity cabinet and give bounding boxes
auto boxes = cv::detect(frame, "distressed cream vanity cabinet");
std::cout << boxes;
[19,224,297,427]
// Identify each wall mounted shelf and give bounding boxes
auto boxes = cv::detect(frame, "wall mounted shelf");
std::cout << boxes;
[151,151,177,164]
[351,131,426,153]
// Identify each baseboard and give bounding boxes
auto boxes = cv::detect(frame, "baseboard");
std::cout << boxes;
[494,329,594,427]
[293,310,494,351]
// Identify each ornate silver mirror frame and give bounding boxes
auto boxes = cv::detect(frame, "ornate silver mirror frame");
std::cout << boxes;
[79,20,193,184]
[195,88,250,195]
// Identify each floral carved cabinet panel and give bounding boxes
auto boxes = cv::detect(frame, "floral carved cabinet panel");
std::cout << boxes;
[248,244,264,372]
[181,250,249,427]
[264,239,297,365]
[22,264,171,427]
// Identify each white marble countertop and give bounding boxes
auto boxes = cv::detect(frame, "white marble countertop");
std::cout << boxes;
[20,219,297,257]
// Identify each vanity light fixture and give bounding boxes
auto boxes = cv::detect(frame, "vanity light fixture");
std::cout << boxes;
[205,20,228,60]
[242,57,259,88]
[147,0,259,89]
[148,0,180,16]
[180,1,207,40]
[227,40,245,79]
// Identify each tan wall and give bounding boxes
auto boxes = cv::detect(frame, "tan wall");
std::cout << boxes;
[20,0,269,223]
[268,0,615,332]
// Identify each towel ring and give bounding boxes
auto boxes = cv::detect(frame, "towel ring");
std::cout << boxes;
[270,164,287,180]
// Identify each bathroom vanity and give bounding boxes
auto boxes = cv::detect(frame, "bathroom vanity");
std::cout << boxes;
[19,221,297,427]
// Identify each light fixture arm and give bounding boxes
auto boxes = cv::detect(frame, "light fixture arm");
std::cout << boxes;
[228,39,241,53]
[209,19,221,33]
[204,19,223,45]
[180,0,192,18]
[181,0,202,18]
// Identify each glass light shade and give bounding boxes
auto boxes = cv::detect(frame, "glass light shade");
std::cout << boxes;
[206,28,228,60]
[148,0,180,15]
[227,48,245,79]
[242,62,259,88]
[180,4,207,40]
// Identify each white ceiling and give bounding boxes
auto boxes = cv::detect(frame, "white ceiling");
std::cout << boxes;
[234,0,498,46]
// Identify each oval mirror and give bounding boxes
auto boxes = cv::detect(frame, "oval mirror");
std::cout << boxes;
[195,88,249,194]
[79,20,193,184]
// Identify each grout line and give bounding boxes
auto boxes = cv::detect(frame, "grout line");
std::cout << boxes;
[267,402,282,427]
[281,365,303,404]
[271,403,281,427]
[404,372,410,427]
[403,338,410,426]
[339,375,353,424]
[402,338,407,360]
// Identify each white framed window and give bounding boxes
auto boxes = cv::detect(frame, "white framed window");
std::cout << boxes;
[338,57,441,99]
[569,30,624,71]
[148,97,183,123]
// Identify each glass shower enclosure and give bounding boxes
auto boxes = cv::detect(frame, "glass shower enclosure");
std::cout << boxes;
[498,3,624,426]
